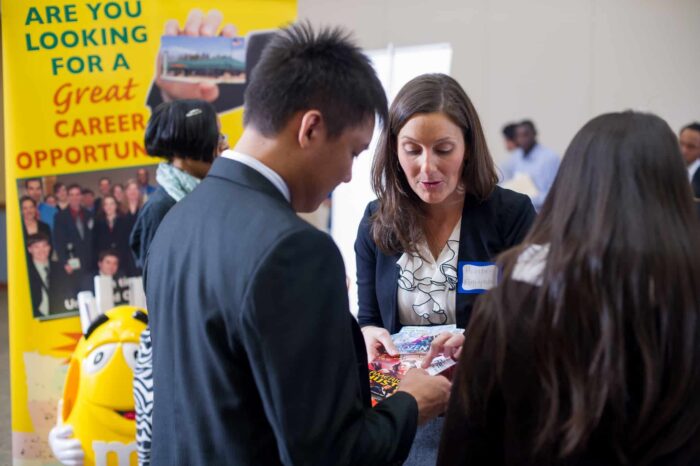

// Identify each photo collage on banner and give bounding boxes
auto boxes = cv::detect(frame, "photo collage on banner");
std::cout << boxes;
[2,1,297,465]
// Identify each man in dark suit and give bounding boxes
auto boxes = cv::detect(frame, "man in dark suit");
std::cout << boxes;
[53,184,94,278]
[680,122,700,198]
[145,23,450,466]
[94,176,112,214]
[27,233,77,317]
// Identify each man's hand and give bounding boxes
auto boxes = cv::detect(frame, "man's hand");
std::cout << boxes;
[421,331,465,368]
[397,368,451,425]
[155,9,238,102]
[361,325,398,362]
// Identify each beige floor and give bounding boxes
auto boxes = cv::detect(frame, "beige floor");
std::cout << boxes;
[1,289,11,464]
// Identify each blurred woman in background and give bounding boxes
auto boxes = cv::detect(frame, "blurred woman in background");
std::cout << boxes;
[130,99,222,466]
[53,182,69,210]
[93,195,135,276]
[123,179,143,229]
[20,196,51,246]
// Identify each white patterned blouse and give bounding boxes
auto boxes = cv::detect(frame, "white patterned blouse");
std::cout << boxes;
[396,219,461,326]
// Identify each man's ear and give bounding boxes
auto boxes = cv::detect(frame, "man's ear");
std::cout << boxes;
[297,110,324,149]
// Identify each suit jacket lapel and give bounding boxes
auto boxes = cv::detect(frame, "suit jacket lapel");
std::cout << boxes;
[387,252,401,333]
[455,196,472,328]
[692,169,700,198]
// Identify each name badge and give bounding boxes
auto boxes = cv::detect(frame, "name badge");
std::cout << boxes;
[457,261,498,294]
[67,257,82,270]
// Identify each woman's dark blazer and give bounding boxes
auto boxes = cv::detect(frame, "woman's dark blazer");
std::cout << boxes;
[355,186,536,334]
[23,220,52,247]
[129,186,176,270]
[93,215,137,276]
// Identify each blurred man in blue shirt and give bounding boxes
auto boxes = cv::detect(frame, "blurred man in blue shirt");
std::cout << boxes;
[500,120,560,210]
[24,178,58,231]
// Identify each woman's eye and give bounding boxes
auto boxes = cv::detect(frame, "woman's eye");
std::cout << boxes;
[403,146,421,155]
[435,146,454,155]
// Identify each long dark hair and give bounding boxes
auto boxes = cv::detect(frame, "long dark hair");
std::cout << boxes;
[370,73,498,254]
[459,111,700,463]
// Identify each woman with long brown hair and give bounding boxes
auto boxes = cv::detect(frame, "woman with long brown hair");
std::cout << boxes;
[20,195,52,248]
[122,178,144,234]
[355,73,536,463]
[92,195,136,276]
[438,111,700,465]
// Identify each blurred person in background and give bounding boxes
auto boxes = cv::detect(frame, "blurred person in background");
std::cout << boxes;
[679,122,700,198]
[129,98,221,466]
[500,119,560,210]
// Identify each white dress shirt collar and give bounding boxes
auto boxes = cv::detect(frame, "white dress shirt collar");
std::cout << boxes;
[221,150,291,203]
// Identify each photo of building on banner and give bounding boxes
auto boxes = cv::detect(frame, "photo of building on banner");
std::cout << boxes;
[3,2,297,464]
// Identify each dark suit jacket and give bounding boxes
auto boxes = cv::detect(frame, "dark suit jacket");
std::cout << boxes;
[28,260,76,317]
[691,168,700,198]
[355,187,536,333]
[53,207,94,274]
[22,220,52,247]
[145,158,418,466]
[93,216,137,276]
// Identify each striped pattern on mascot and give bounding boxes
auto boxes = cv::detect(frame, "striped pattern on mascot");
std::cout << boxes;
[134,327,154,466]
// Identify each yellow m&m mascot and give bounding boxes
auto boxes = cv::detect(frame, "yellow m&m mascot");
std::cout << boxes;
[49,305,147,466]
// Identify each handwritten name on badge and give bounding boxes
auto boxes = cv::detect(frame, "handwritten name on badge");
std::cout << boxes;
[458,262,498,294]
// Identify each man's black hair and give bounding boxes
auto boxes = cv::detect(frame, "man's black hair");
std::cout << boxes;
[98,249,120,263]
[502,123,518,141]
[24,178,42,189]
[67,183,82,193]
[243,21,387,138]
[681,122,700,134]
[26,232,50,247]
[145,99,219,163]
[519,119,537,133]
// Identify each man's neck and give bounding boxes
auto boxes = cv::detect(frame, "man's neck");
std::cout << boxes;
[523,143,537,157]
[234,129,296,189]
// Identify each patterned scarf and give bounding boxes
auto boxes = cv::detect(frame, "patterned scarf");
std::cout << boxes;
[155,162,200,202]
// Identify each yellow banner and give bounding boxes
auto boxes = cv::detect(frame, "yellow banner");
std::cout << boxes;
[2,1,296,464]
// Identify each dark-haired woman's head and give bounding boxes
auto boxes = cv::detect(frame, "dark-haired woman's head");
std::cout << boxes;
[145,99,220,178]
[462,111,700,463]
[19,195,37,222]
[100,195,119,219]
[536,111,696,246]
[371,73,498,254]
[53,182,67,202]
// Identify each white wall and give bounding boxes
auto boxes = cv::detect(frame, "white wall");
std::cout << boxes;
[299,0,700,163]
[301,0,700,311]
